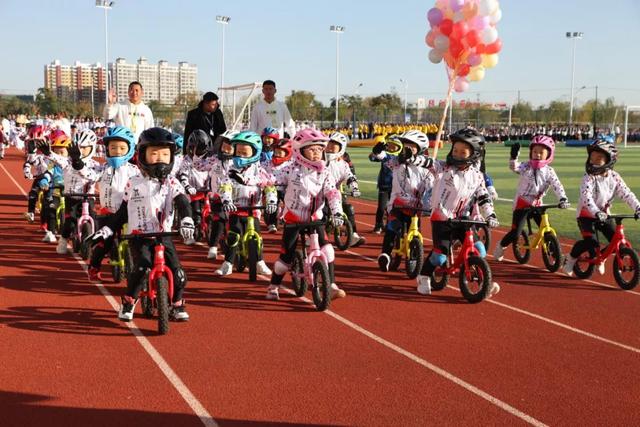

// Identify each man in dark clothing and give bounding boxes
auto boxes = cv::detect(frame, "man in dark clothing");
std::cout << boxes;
[184,92,226,154]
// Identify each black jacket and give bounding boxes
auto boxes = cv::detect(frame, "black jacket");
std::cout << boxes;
[183,102,227,153]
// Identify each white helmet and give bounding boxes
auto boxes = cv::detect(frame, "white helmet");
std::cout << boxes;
[221,129,240,140]
[327,131,349,162]
[397,130,430,153]
[74,129,98,159]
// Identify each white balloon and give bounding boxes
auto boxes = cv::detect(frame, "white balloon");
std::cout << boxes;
[490,8,502,24]
[478,0,498,16]
[453,11,464,22]
[428,49,443,64]
[481,27,498,44]
[434,35,450,51]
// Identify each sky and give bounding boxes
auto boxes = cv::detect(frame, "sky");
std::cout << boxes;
[1,0,640,108]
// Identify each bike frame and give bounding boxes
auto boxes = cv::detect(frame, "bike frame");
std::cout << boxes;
[391,212,424,259]
[582,217,632,267]
[524,211,556,251]
[109,224,129,270]
[76,196,95,238]
[144,240,175,303]
[237,208,264,261]
[442,228,481,280]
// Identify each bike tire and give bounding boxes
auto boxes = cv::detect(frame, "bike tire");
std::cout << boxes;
[512,230,530,264]
[156,277,170,335]
[248,238,259,282]
[406,237,424,279]
[110,244,121,284]
[474,224,491,256]
[333,216,353,251]
[541,232,563,272]
[291,250,307,297]
[459,256,492,303]
[311,260,331,311]
[389,234,402,271]
[573,247,596,279]
[430,257,450,291]
[234,252,246,273]
[140,276,154,318]
[613,246,640,290]
[80,223,92,261]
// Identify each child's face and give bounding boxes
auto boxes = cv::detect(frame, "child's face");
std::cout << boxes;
[80,146,92,157]
[302,144,325,162]
[326,141,341,154]
[262,136,276,147]
[53,147,68,157]
[531,145,549,160]
[234,143,253,158]
[589,150,607,166]
[452,142,472,160]
[108,140,129,157]
[145,146,171,164]
[404,142,419,156]
[274,147,287,158]
[220,141,234,155]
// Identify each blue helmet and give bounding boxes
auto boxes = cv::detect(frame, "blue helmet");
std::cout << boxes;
[231,131,262,169]
[172,132,184,150]
[103,126,135,169]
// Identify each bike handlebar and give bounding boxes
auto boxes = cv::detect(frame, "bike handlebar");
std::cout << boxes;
[63,193,97,198]
[235,206,266,211]
[447,218,489,227]
[195,188,210,193]
[122,231,180,240]
[523,204,562,211]
[284,220,326,230]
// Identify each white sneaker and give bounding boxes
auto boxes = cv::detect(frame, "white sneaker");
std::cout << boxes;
[267,224,277,234]
[207,246,218,259]
[330,283,346,299]
[266,285,280,300]
[215,261,233,276]
[42,231,57,243]
[597,262,605,275]
[563,256,577,276]
[56,237,68,254]
[256,260,272,275]
[487,282,501,299]
[493,245,505,261]
[118,296,138,321]
[24,212,35,223]
[184,237,196,246]
[417,275,432,295]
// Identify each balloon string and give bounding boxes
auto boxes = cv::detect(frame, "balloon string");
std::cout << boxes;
[432,68,456,160]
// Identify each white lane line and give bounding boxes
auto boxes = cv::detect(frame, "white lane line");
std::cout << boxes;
[1,161,218,427]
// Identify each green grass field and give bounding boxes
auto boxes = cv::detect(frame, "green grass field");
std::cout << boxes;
[348,144,640,247]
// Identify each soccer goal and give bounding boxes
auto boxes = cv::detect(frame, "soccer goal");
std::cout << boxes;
[623,105,640,147]
[218,82,262,131]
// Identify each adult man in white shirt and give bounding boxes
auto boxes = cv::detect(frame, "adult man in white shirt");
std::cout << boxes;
[249,80,295,138]
[104,81,154,141]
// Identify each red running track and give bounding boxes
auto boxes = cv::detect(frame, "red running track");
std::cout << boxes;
[1,147,639,426]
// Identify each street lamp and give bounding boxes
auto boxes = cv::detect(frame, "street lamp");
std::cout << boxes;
[330,25,345,127]
[216,15,230,108]
[566,31,583,128]
[95,0,114,106]
[353,83,363,137]
[400,79,408,123]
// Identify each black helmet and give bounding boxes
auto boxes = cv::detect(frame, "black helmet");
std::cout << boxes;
[586,136,617,175]
[137,127,176,181]
[446,127,485,167]
[186,129,211,159]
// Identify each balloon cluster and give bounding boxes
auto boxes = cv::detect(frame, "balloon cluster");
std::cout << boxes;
[426,0,502,92]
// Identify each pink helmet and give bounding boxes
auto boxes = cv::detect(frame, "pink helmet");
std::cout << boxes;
[292,128,329,172]
[529,134,555,169]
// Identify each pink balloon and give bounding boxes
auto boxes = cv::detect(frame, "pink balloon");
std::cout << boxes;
[427,7,444,26]
[457,63,470,77]
[425,30,437,48]
[467,54,482,66]
[454,77,469,93]
[471,15,490,31]
[449,0,464,12]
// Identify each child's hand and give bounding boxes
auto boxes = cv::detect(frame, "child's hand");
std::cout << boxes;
[91,226,114,243]
[26,140,36,154]
[332,213,344,227]
[180,217,195,242]
[635,209,640,220]
[68,140,82,161]
[265,201,278,215]
[36,140,51,156]
[23,166,33,180]
[595,211,608,222]
[510,143,520,160]
[229,170,246,185]
[186,186,197,196]
[487,185,498,200]
[486,214,499,229]
[222,200,237,213]
[558,198,570,209]
[372,141,385,155]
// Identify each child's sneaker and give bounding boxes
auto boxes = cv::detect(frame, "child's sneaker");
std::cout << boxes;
[487,282,501,299]
[87,267,103,282]
[267,224,278,234]
[184,237,196,246]
[207,246,218,259]
[56,237,69,254]
[42,231,57,243]
[215,261,233,276]
[169,300,190,321]
[493,245,505,261]
[256,260,272,275]
[330,283,346,299]
[24,212,34,223]
[563,255,577,276]
[118,295,138,321]
[373,225,383,234]
[350,233,366,248]
[266,285,280,300]
[597,262,606,275]
[377,253,390,272]
[417,275,432,295]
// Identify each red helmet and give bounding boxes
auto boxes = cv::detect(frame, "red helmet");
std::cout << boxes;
[48,129,68,144]
[28,125,46,141]
[272,138,292,166]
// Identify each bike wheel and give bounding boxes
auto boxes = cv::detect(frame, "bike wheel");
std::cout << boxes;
[406,237,424,279]
[613,247,640,290]
[311,260,331,311]
[110,244,121,284]
[291,250,307,297]
[459,256,492,303]
[541,232,562,272]
[248,238,259,282]
[156,277,170,335]
[512,230,530,264]
[477,225,492,255]
[234,252,246,273]
[80,223,92,260]
[333,216,353,251]
[72,234,80,253]
[389,235,402,271]
[573,247,596,279]
[140,277,154,318]
[430,259,449,291]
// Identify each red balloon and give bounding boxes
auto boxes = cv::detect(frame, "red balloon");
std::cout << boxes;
[439,19,453,36]
[444,52,456,68]
[457,63,470,77]
[426,30,437,48]
[451,21,469,40]
[485,38,503,54]
[475,43,486,54]
[449,39,463,58]
[464,30,479,48]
